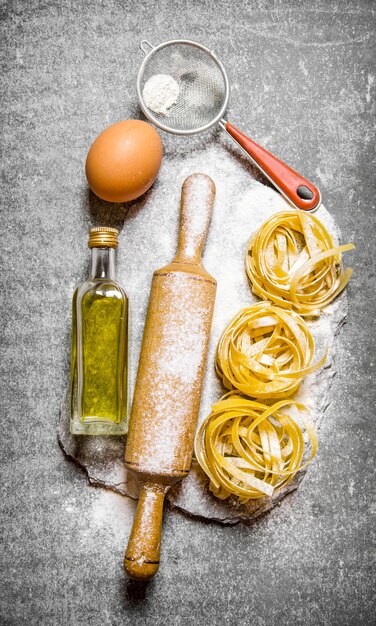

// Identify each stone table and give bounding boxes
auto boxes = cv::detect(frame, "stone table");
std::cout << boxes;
[1,1,375,624]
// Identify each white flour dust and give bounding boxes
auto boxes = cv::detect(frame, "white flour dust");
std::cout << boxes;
[59,142,348,524]
[118,144,340,413]
[142,74,179,115]
[116,144,347,522]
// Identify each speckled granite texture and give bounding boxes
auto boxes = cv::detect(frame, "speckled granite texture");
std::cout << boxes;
[1,1,375,625]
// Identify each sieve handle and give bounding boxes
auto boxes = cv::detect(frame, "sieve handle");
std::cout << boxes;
[223,121,321,212]
[140,40,154,55]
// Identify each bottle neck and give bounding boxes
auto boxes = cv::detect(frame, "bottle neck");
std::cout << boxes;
[90,247,116,280]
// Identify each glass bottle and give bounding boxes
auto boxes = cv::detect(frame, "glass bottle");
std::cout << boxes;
[70,227,129,435]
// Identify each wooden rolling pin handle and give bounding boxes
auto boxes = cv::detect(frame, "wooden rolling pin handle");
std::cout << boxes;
[124,483,167,581]
[174,173,216,265]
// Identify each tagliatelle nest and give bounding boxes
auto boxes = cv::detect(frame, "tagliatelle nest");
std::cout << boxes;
[194,392,318,502]
[215,301,326,400]
[245,210,355,315]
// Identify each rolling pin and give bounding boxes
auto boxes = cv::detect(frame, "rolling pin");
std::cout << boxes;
[124,173,216,580]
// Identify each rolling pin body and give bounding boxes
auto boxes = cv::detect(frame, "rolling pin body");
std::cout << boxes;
[124,174,216,580]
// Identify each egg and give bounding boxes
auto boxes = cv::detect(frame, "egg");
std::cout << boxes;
[85,120,163,203]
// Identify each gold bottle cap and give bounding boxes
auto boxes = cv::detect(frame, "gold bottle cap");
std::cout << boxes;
[88,227,119,249]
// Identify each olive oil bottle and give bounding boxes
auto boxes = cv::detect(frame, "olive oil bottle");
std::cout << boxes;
[70,227,128,435]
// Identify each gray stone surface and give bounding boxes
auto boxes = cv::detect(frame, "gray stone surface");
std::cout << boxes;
[1,1,375,625]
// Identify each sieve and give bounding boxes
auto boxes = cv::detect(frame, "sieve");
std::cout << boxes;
[137,39,321,212]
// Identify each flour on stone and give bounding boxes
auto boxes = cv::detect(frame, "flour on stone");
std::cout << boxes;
[59,144,348,524]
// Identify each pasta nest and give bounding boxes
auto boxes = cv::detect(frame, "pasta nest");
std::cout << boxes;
[216,301,326,400]
[194,392,317,502]
[245,210,355,315]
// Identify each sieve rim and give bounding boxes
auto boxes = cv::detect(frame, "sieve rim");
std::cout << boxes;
[136,39,230,136]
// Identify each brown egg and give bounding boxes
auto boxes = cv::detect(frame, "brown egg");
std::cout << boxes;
[85,120,163,203]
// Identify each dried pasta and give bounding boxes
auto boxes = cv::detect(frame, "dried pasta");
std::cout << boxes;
[216,301,326,400]
[194,392,317,502]
[245,210,355,315]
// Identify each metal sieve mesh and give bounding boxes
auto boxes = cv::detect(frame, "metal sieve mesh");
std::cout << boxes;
[137,40,229,135]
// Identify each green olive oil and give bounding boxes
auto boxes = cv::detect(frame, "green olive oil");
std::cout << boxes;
[70,227,128,435]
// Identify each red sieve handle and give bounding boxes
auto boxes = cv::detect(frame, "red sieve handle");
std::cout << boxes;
[224,121,321,212]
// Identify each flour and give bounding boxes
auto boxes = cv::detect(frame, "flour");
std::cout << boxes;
[142,74,179,115]
[59,142,348,524]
